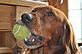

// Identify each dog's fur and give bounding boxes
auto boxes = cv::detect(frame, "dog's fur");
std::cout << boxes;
[22,6,81,54]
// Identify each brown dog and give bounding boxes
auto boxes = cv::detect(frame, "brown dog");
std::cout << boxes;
[21,6,81,54]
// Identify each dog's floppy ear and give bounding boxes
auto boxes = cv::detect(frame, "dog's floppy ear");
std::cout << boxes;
[62,19,81,54]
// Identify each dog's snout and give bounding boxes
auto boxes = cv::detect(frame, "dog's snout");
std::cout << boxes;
[21,13,33,23]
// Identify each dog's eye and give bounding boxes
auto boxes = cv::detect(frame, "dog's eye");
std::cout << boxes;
[32,10,36,12]
[47,12,53,16]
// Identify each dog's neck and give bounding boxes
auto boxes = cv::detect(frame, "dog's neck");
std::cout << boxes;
[44,44,66,54]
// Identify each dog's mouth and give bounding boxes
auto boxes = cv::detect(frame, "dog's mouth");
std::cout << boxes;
[24,31,45,49]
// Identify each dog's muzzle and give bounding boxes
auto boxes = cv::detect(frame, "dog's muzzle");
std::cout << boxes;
[21,13,45,49]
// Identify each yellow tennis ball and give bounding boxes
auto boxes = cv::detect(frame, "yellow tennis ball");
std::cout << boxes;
[13,24,30,40]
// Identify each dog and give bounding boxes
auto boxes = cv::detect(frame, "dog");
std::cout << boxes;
[21,6,81,54]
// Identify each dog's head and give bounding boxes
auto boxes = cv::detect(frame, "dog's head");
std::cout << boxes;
[21,6,80,53]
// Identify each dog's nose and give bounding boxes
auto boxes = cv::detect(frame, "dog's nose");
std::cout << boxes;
[21,13,33,23]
